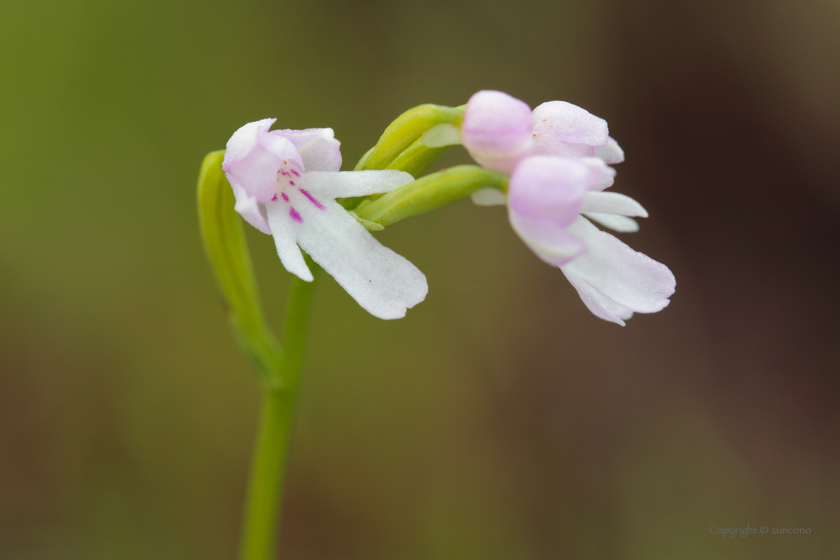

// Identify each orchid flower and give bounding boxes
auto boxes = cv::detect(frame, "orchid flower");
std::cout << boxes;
[496,156,675,325]
[425,91,675,325]
[222,119,427,320]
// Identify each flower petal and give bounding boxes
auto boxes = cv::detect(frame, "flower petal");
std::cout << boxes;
[288,194,427,319]
[532,101,609,147]
[532,134,598,159]
[222,118,275,166]
[271,128,342,172]
[265,201,314,281]
[508,156,589,225]
[461,90,534,174]
[583,213,639,233]
[561,216,675,316]
[580,191,648,217]
[509,209,586,267]
[471,187,507,206]
[223,121,303,204]
[232,189,271,234]
[596,137,624,164]
[303,170,414,199]
[563,271,635,326]
[579,157,616,191]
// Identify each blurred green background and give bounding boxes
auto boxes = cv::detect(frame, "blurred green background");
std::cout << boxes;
[2,0,839,558]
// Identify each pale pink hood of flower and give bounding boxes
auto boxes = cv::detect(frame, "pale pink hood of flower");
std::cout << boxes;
[508,156,613,267]
[532,101,624,164]
[460,90,534,174]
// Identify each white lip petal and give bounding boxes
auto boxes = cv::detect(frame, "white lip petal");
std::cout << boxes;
[265,202,314,281]
[562,216,675,315]
[509,208,586,267]
[303,170,415,199]
[288,194,427,319]
[580,191,648,217]
[563,270,635,326]
[583,213,639,232]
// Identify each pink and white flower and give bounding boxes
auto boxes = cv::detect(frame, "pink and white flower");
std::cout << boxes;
[223,119,427,320]
[434,91,675,325]
[500,156,674,326]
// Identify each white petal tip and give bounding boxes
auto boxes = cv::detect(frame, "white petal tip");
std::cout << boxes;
[597,138,625,164]
[583,213,640,233]
[580,191,648,218]
[292,269,315,282]
[354,273,429,320]
[562,217,675,322]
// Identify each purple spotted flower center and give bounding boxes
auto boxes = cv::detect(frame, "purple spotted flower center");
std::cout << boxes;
[274,160,325,223]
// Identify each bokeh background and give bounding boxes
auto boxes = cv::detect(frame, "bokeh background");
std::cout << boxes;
[2,0,839,558]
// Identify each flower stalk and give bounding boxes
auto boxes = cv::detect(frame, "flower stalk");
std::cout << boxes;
[198,150,319,560]
[239,269,318,560]
[197,109,465,560]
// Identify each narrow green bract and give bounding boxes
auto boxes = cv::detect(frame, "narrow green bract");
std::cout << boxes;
[384,138,451,177]
[354,165,509,226]
[355,104,464,172]
[347,104,510,227]
[196,150,284,385]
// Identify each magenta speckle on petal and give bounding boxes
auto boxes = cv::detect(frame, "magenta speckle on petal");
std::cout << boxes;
[289,181,295,186]
[291,169,300,177]
[271,194,278,201]
[281,192,289,202]
[289,207,303,222]
[299,188,325,210]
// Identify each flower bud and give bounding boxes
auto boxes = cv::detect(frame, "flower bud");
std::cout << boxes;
[461,90,534,174]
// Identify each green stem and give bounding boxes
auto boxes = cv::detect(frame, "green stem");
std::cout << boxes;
[239,266,320,560]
